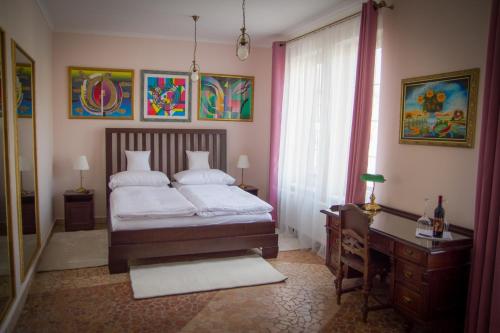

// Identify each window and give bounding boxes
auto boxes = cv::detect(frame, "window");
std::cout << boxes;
[278,15,361,253]
[365,44,382,201]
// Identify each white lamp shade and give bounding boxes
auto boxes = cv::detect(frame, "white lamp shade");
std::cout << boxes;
[19,156,32,172]
[73,155,89,171]
[237,155,250,169]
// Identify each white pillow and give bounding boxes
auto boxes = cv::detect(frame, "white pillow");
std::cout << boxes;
[126,150,151,171]
[186,150,210,170]
[174,169,235,185]
[109,171,170,190]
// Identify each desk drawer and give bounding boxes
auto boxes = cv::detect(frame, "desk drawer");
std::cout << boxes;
[395,284,425,318]
[370,232,392,254]
[396,259,423,289]
[395,243,426,265]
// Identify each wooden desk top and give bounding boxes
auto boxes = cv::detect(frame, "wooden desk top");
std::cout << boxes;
[321,205,472,254]
[370,211,471,254]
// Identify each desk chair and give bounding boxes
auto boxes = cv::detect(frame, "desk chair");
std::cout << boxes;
[334,204,391,322]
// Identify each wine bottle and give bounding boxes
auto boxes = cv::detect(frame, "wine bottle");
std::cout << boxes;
[433,195,445,238]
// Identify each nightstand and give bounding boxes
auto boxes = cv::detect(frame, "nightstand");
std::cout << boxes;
[240,185,258,196]
[21,192,36,234]
[64,190,95,231]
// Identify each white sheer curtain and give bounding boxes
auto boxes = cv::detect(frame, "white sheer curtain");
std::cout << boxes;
[278,17,360,255]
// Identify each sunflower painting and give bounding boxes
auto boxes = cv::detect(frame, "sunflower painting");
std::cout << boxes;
[400,69,479,148]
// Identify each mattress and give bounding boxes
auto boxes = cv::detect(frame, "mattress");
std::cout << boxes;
[111,212,273,231]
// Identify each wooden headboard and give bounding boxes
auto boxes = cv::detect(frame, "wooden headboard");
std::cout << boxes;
[105,128,227,204]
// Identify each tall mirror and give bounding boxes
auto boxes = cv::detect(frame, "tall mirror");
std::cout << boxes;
[0,28,15,321]
[11,40,40,281]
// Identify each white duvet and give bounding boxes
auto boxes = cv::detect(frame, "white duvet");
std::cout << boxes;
[111,186,197,219]
[178,184,273,217]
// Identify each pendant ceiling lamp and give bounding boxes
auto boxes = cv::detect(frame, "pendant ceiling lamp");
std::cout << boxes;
[236,0,250,61]
[189,15,200,81]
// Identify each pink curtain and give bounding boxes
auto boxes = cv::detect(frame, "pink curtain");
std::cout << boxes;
[345,0,378,204]
[466,0,500,331]
[268,42,286,222]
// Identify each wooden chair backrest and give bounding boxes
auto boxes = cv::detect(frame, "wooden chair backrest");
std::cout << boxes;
[339,204,370,261]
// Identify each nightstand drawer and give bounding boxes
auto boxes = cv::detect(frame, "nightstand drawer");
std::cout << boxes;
[65,195,93,203]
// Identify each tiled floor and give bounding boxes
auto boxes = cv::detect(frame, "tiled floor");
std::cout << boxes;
[15,250,407,332]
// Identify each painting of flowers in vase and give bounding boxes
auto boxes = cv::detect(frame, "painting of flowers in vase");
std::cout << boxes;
[399,68,479,147]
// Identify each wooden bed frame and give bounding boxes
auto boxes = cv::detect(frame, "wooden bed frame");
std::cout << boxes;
[105,128,278,274]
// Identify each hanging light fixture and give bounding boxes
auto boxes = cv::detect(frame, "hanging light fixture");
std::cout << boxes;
[189,15,200,81]
[236,0,250,61]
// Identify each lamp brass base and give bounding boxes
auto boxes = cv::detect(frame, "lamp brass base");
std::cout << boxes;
[363,192,381,212]
[363,202,381,211]
[239,183,248,189]
[74,187,89,194]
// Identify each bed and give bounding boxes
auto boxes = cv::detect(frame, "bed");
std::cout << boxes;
[105,128,278,273]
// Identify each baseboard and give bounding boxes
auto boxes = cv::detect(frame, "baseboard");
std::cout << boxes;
[0,218,56,332]
[54,216,107,225]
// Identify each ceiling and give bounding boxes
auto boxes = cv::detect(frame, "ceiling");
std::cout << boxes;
[37,0,358,46]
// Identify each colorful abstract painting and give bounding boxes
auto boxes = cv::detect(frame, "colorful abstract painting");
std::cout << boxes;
[16,64,33,118]
[198,74,253,121]
[400,69,479,148]
[141,70,191,122]
[69,67,134,119]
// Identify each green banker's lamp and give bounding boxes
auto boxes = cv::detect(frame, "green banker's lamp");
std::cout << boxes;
[360,173,386,212]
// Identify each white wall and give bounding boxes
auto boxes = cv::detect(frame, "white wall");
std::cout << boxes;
[52,32,272,219]
[376,0,491,229]
[0,0,54,331]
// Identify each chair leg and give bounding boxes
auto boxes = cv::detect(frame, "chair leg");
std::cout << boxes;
[334,262,344,305]
[362,277,372,322]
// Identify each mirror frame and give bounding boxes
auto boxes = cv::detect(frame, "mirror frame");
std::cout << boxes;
[0,27,16,323]
[10,39,40,281]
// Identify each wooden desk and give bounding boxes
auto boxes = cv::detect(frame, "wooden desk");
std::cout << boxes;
[322,205,472,329]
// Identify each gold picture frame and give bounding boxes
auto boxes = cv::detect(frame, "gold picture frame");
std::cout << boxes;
[11,39,41,281]
[68,66,134,120]
[399,68,479,148]
[0,27,16,324]
[198,73,254,122]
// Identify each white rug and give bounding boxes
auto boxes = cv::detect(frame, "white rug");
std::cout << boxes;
[37,229,108,272]
[130,254,287,299]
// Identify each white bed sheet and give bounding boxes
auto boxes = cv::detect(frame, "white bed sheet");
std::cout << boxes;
[111,212,273,231]
[110,185,196,219]
[172,183,273,217]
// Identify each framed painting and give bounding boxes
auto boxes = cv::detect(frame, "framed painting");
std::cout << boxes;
[15,63,33,118]
[400,68,479,148]
[68,67,134,119]
[198,73,254,121]
[141,70,191,122]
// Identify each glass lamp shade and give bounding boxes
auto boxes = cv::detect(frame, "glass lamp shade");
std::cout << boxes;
[191,70,199,82]
[237,155,250,169]
[237,44,249,61]
[360,173,386,183]
[236,33,250,61]
[73,155,90,171]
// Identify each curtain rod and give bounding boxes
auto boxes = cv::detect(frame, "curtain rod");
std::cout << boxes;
[285,11,361,44]
[284,1,394,45]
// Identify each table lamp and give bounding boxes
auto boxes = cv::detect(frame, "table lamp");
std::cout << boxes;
[360,173,386,211]
[73,155,89,193]
[237,154,250,188]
